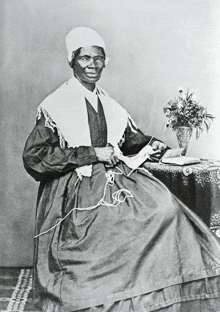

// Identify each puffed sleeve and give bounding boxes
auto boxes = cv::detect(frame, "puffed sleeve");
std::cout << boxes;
[23,115,98,181]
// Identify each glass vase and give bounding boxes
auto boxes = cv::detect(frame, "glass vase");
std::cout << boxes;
[175,126,193,155]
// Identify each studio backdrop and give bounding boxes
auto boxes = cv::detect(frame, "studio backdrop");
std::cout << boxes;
[0,0,219,266]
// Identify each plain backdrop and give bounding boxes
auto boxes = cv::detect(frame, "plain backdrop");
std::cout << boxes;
[0,0,220,266]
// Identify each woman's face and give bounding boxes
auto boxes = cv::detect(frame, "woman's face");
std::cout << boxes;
[73,46,105,87]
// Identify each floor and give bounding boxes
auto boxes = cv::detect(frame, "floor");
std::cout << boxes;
[0,267,39,312]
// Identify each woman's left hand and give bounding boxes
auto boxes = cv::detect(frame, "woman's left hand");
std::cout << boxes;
[151,141,167,152]
[150,141,168,160]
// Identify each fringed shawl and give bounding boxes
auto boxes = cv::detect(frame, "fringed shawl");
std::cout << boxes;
[37,76,129,177]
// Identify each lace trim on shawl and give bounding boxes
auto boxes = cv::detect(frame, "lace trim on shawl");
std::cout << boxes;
[36,106,92,179]
[36,107,67,149]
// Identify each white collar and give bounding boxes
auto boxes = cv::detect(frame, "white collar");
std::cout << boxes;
[69,76,98,111]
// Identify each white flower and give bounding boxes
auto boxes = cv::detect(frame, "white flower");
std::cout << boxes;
[177,102,183,109]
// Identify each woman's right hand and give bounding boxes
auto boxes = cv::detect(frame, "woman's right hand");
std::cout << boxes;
[94,146,119,166]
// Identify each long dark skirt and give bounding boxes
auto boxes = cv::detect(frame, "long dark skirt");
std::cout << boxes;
[34,162,220,311]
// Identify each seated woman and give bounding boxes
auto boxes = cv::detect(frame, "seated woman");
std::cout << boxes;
[23,27,220,312]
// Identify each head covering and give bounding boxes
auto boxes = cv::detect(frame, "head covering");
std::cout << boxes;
[66,27,106,62]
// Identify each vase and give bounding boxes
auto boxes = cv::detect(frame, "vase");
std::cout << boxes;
[175,126,193,155]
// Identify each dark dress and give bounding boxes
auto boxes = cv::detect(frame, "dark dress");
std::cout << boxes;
[23,99,220,312]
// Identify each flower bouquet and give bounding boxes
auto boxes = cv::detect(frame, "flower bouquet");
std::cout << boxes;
[163,89,215,139]
[163,89,215,153]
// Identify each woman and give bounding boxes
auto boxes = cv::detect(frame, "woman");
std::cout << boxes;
[23,27,220,311]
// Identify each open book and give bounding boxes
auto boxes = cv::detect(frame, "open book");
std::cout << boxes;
[116,145,200,169]
[159,148,200,166]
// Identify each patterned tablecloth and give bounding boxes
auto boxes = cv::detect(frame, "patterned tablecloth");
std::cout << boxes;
[143,159,220,238]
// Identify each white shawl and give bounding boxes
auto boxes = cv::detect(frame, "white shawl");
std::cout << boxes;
[37,76,129,177]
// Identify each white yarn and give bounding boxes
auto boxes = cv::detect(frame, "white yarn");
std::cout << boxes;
[34,167,133,238]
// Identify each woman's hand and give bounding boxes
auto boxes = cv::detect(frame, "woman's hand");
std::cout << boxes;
[151,141,167,152]
[94,146,119,166]
[150,141,168,160]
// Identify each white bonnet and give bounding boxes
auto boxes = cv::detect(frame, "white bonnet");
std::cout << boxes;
[66,27,106,62]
